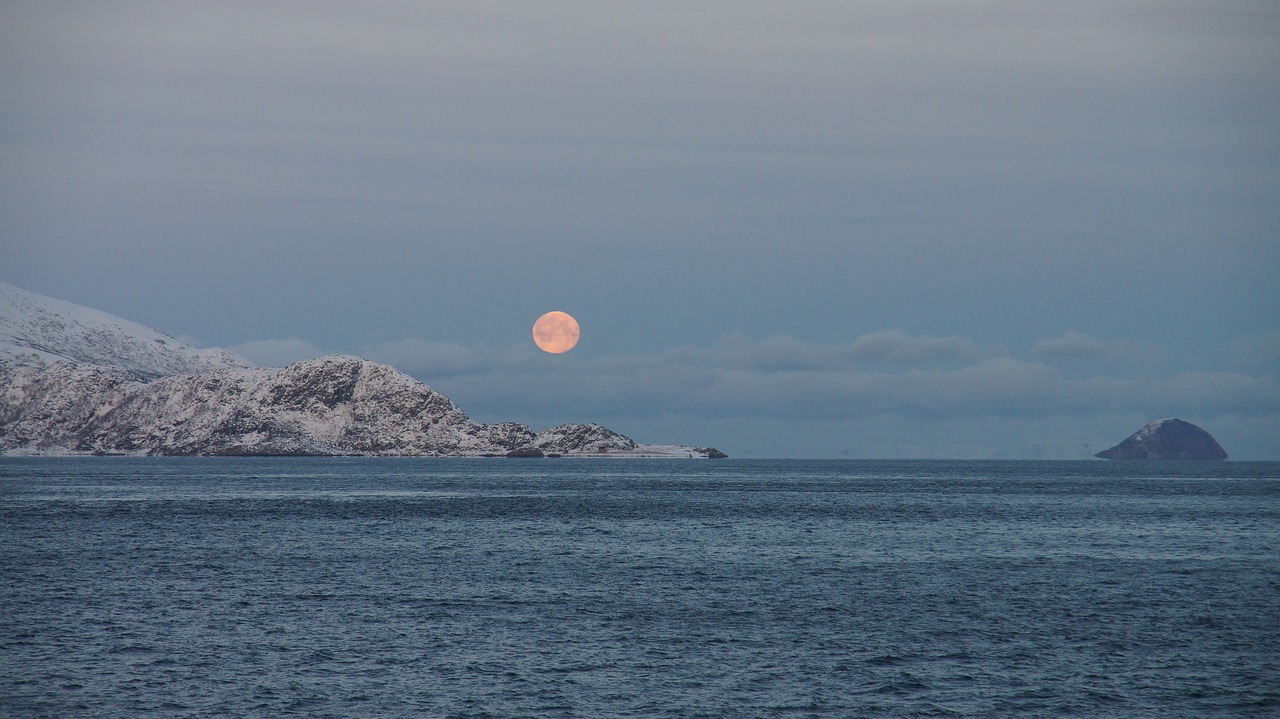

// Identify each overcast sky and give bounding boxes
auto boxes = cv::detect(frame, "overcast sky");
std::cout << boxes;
[3,1,1278,458]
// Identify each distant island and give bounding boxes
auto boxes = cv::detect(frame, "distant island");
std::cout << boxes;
[1095,418,1227,460]
[0,282,725,458]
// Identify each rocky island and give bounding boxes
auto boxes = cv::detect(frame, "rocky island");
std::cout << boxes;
[0,282,724,458]
[1095,418,1227,460]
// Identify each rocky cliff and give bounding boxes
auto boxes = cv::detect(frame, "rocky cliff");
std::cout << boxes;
[0,355,650,456]
[1095,418,1228,460]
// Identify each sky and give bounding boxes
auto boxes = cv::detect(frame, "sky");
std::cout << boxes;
[2,1,1278,458]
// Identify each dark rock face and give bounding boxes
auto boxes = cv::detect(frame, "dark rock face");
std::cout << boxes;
[1095,418,1228,460]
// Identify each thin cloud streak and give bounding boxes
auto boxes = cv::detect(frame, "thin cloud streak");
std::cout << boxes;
[1032,331,1132,359]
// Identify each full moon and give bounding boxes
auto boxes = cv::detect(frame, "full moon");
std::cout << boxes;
[532,311,580,354]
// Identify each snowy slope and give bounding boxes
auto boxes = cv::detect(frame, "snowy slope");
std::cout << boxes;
[0,281,252,381]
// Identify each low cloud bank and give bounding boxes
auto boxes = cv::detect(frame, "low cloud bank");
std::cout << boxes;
[425,352,1276,422]
[227,329,1279,457]
[229,337,328,367]
[319,330,1278,422]
[235,329,1280,421]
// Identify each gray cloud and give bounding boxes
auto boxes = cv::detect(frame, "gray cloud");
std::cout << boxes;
[1032,331,1132,359]
[359,338,501,378]
[846,330,982,363]
[649,330,984,373]
[229,338,327,367]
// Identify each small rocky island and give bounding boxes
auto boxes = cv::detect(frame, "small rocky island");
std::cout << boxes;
[1095,418,1227,460]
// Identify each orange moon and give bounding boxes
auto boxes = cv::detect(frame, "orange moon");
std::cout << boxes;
[532,311,580,353]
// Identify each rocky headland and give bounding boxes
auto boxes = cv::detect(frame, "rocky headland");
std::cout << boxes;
[0,282,724,458]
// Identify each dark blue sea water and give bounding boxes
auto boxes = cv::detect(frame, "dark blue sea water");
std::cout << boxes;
[2,458,1278,718]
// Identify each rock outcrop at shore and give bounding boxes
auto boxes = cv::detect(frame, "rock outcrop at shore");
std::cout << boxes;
[1,352,728,458]
[1095,418,1227,460]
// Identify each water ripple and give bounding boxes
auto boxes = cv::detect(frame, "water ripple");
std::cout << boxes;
[2,458,1278,718]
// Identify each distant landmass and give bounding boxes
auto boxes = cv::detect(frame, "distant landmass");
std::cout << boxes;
[0,282,724,458]
[1095,418,1227,460]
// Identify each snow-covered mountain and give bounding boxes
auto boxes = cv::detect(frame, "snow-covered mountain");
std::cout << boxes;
[0,283,724,457]
[0,281,251,381]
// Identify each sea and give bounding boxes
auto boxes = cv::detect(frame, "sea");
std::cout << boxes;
[2,458,1277,719]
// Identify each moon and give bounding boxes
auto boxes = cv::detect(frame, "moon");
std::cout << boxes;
[532,311,580,354]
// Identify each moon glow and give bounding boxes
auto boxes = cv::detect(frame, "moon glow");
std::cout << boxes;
[532,311,580,354]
